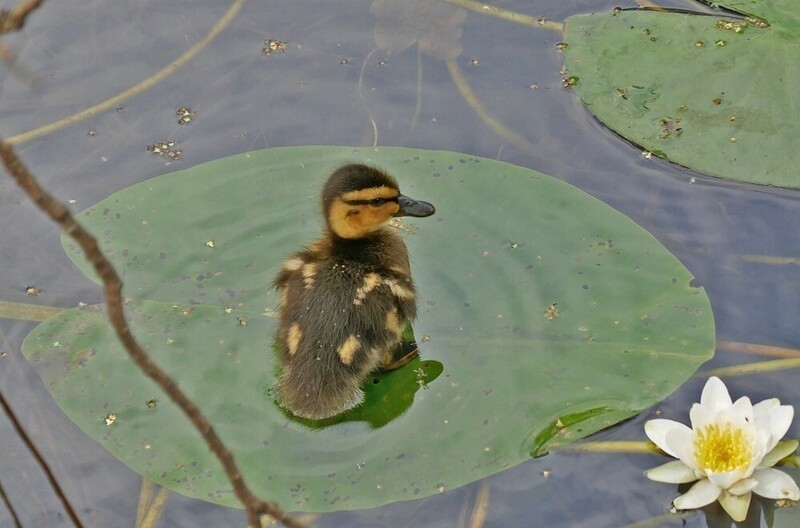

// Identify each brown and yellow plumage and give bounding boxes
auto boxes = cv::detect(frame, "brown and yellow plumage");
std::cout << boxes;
[272,164,434,420]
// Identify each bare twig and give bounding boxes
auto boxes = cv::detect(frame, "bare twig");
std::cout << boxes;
[0,476,23,528]
[0,386,84,527]
[0,141,306,528]
[0,0,44,33]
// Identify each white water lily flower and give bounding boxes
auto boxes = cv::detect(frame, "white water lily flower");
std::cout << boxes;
[644,376,799,522]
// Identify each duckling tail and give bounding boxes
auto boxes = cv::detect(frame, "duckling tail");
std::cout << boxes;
[275,364,366,420]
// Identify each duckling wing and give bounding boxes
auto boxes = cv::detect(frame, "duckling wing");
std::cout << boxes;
[272,260,417,419]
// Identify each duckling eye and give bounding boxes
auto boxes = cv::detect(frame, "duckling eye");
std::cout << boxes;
[369,197,387,206]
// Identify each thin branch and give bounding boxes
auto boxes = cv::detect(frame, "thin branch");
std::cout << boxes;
[0,476,23,528]
[0,141,307,528]
[0,386,84,527]
[444,0,562,32]
[0,0,44,33]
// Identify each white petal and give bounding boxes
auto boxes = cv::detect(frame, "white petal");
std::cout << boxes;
[645,419,691,458]
[707,468,750,491]
[752,468,800,500]
[645,460,698,484]
[673,478,721,510]
[718,490,751,522]
[664,426,699,472]
[700,377,732,412]
[753,397,779,416]
[731,396,754,422]
[761,440,799,469]
[728,477,758,496]
[689,402,714,431]
[764,405,794,451]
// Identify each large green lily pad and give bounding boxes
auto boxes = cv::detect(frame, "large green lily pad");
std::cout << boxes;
[563,1,799,187]
[22,146,714,512]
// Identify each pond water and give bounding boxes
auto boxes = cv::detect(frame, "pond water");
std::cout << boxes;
[1,0,798,527]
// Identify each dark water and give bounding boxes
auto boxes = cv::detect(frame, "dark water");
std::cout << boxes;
[1,0,798,526]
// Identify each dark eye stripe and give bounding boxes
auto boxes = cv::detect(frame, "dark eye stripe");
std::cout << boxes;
[343,196,398,206]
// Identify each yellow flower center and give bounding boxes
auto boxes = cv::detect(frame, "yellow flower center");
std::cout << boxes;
[694,422,752,473]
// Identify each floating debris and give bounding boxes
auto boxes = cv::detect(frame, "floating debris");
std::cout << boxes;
[176,106,196,125]
[562,75,578,88]
[147,141,182,160]
[544,303,560,320]
[715,20,745,33]
[263,38,287,56]
[104,413,118,426]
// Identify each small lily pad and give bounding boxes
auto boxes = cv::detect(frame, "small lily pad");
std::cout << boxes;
[563,1,800,187]
[23,146,714,512]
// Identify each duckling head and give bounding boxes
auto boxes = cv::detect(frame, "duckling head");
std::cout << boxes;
[323,164,435,239]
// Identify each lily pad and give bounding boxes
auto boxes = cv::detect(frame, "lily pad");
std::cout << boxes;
[563,1,800,187]
[22,146,714,512]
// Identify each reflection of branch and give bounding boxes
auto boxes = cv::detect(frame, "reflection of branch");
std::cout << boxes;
[0,141,307,528]
[0,387,84,527]
[0,0,44,33]
[446,59,537,154]
[357,47,380,147]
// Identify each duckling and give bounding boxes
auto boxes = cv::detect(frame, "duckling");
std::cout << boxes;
[272,163,435,420]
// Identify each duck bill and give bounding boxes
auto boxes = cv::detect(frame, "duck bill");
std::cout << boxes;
[396,194,435,218]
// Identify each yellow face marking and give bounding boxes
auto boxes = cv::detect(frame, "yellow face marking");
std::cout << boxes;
[340,186,398,202]
[302,263,317,289]
[282,258,304,271]
[327,186,401,239]
[353,273,382,305]
[287,323,302,356]
[337,334,361,365]
[385,308,405,337]
[384,278,415,300]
